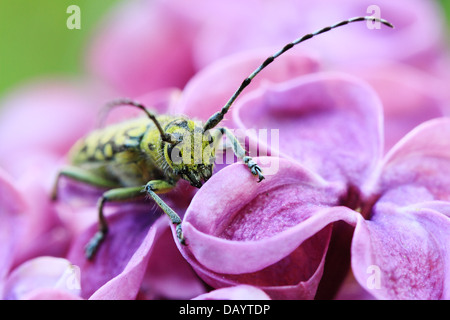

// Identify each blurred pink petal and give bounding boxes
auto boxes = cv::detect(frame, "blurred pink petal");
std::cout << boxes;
[13,222,71,269]
[9,155,72,266]
[88,0,448,99]
[0,79,113,176]
[87,0,197,96]
[0,169,26,298]
[340,61,448,151]
[0,79,105,268]
[0,80,113,264]
[175,0,447,71]
[2,257,81,300]
[297,0,447,72]
[24,288,82,300]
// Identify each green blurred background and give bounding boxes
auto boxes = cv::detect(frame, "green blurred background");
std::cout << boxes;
[0,0,449,99]
[0,0,120,98]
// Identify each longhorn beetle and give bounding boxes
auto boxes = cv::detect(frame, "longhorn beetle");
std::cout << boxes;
[51,16,394,260]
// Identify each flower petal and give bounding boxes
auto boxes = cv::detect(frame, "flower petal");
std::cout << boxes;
[138,224,206,300]
[10,154,72,266]
[0,79,112,175]
[235,73,383,186]
[189,0,446,72]
[338,61,447,152]
[379,118,450,203]
[172,50,320,126]
[67,206,161,299]
[0,169,26,298]
[351,202,450,299]
[22,288,82,300]
[180,157,359,299]
[308,0,447,70]
[2,257,81,300]
[87,0,197,96]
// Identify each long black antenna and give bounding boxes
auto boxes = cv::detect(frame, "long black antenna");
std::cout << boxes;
[100,98,176,144]
[203,16,394,131]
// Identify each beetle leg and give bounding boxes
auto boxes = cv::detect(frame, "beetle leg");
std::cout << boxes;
[144,180,185,245]
[85,180,181,259]
[85,186,144,260]
[215,127,265,182]
[51,165,118,201]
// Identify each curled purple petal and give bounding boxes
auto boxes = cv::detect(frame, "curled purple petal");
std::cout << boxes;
[234,73,383,186]
[179,157,359,299]
[183,158,341,273]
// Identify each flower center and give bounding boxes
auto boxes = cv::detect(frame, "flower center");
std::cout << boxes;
[338,184,380,219]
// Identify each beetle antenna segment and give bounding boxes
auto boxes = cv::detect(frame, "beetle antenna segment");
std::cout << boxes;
[102,98,177,144]
[203,16,394,131]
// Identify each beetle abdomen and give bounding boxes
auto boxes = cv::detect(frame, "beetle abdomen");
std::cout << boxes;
[69,117,171,186]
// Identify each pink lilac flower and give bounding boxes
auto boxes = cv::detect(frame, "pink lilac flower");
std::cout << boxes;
[176,70,450,299]
[1,0,449,300]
